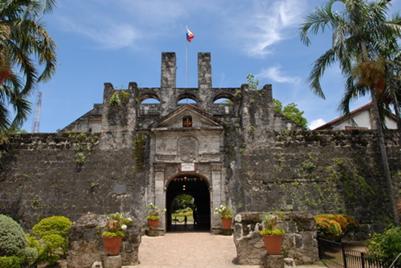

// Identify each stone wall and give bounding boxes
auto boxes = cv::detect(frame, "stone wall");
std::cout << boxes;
[0,133,146,229]
[228,130,401,229]
[1,130,399,232]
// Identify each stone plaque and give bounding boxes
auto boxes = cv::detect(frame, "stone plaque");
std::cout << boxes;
[178,136,198,162]
[181,163,195,172]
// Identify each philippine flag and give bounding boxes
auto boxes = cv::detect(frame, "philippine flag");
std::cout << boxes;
[186,27,195,42]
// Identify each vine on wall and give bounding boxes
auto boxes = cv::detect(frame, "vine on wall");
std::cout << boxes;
[254,156,379,218]
[133,133,146,172]
[68,133,98,169]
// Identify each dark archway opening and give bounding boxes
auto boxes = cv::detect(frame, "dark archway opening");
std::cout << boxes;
[166,175,210,232]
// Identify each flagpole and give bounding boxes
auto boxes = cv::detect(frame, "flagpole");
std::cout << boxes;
[185,35,188,88]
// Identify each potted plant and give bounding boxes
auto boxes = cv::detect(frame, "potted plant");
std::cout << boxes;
[259,213,285,255]
[102,213,133,256]
[214,204,233,230]
[146,203,165,230]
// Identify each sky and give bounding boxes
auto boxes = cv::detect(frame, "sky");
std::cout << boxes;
[21,0,401,132]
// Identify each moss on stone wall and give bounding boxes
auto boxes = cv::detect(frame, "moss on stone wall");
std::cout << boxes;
[133,133,146,172]
[0,132,10,170]
[68,133,98,169]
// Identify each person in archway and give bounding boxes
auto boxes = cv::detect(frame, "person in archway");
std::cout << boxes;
[193,207,198,226]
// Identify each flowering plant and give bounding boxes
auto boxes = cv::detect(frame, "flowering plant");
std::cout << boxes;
[214,204,233,219]
[259,213,285,236]
[102,213,133,238]
[146,203,166,221]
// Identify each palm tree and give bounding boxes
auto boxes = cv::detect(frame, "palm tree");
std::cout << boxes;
[0,0,56,131]
[300,0,401,224]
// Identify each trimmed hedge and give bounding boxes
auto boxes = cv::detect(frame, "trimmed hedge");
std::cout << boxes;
[0,256,22,268]
[0,214,27,256]
[31,216,72,265]
[32,216,72,238]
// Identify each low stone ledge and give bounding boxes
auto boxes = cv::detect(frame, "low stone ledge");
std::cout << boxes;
[67,213,141,268]
[233,211,319,266]
[264,255,284,268]
[145,228,164,237]
[103,255,122,268]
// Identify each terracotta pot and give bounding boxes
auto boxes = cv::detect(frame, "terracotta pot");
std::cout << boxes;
[221,218,232,230]
[148,219,160,230]
[263,235,283,255]
[102,236,122,256]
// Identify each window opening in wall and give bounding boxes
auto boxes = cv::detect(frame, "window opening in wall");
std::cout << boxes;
[177,98,197,105]
[183,116,192,128]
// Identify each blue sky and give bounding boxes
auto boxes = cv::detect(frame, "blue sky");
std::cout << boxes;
[21,0,401,132]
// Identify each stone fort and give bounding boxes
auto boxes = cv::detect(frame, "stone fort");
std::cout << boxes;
[1,52,400,235]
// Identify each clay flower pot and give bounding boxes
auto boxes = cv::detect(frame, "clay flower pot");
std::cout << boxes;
[221,217,232,230]
[102,236,122,256]
[148,219,160,230]
[263,235,283,255]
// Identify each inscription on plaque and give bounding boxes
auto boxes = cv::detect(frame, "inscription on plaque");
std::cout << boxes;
[181,163,195,172]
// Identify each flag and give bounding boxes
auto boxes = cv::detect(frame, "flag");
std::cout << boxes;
[186,27,194,42]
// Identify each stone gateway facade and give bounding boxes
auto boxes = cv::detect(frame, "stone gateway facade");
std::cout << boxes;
[1,52,401,236]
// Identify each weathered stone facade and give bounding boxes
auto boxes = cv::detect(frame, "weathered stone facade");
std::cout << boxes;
[0,51,400,237]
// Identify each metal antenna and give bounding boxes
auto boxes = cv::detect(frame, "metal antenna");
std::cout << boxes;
[32,91,42,133]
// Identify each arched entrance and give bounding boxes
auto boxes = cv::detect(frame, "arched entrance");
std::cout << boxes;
[166,174,211,232]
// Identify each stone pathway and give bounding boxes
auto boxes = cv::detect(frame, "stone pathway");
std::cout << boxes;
[123,232,326,268]
[132,232,258,268]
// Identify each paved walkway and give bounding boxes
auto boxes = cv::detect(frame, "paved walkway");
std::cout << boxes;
[134,232,257,268]
[126,232,326,268]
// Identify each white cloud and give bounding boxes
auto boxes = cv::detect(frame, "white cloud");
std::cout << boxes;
[256,66,301,85]
[53,0,308,53]
[57,14,140,50]
[227,0,307,56]
[309,118,326,130]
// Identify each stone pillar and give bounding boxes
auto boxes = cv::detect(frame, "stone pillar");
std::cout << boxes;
[240,83,252,143]
[160,52,176,115]
[101,83,114,133]
[154,163,166,232]
[127,82,138,135]
[198,52,212,109]
[262,84,273,103]
[211,163,223,230]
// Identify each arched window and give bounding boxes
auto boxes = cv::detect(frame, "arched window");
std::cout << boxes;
[140,98,161,115]
[177,98,198,105]
[183,115,192,128]
[213,97,233,105]
[141,98,160,104]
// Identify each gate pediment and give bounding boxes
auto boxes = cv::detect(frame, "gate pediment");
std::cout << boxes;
[151,105,223,130]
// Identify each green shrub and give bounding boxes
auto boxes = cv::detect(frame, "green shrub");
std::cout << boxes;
[368,226,401,266]
[0,214,27,256]
[32,216,72,238]
[20,247,38,266]
[0,256,22,268]
[30,216,72,265]
[27,234,45,259]
[314,214,357,240]
[102,231,125,238]
[39,234,67,265]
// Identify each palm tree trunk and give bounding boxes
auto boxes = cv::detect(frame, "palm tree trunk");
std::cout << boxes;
[360,40,399,224]
[371,89,400,224]
[393,100,401,136]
